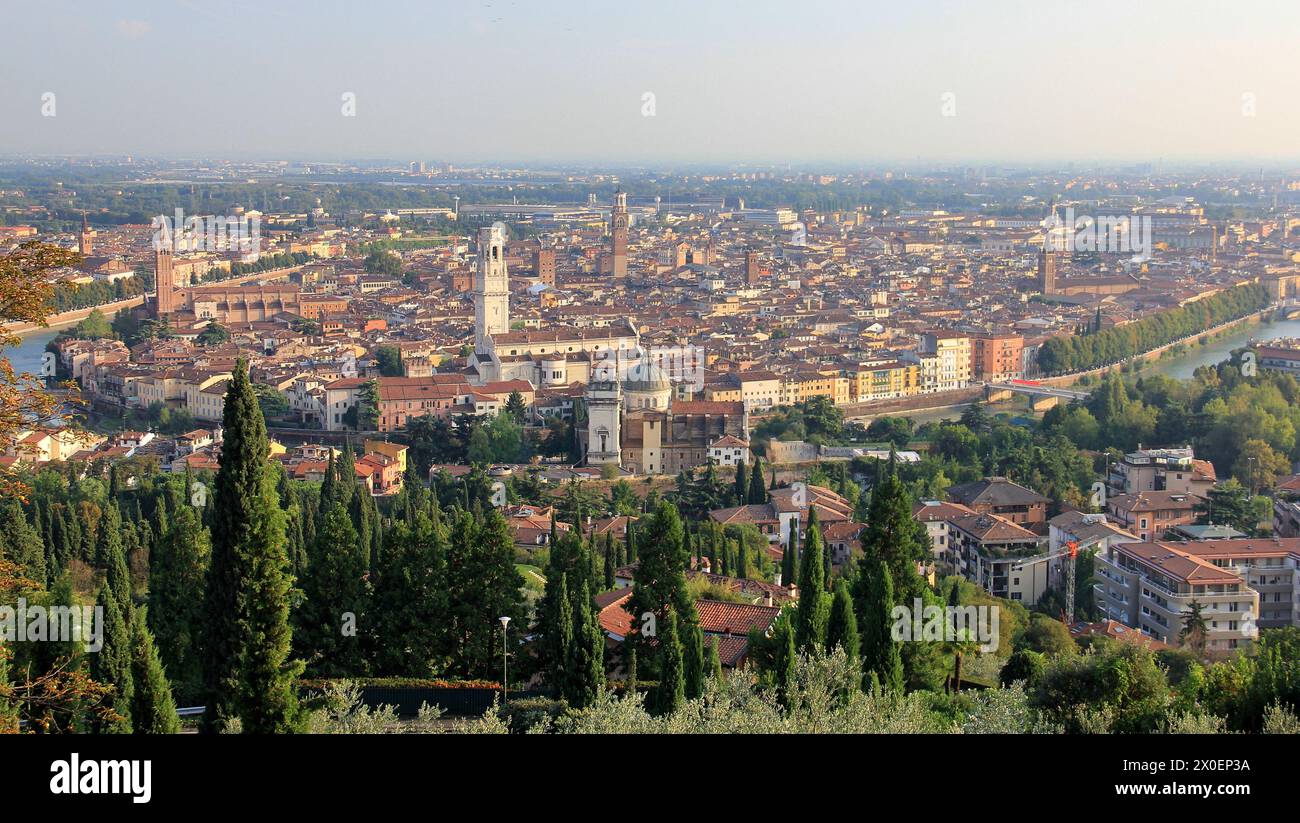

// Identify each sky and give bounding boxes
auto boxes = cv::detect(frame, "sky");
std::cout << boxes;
[1,0,1298,166]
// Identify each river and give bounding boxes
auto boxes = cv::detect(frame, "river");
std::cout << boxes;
[1141,314,1300,380]
[3,328,59,375]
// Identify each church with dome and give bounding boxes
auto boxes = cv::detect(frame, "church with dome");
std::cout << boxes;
[583,356,749,476]
[464,223,749,476]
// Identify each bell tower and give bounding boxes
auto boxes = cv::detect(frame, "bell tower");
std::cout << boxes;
[585,355,622,466]
[474,224,510,352]
[78,211,93,257]
[611,190,628,278]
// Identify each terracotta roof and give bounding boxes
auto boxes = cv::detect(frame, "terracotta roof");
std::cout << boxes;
[695,600,781,636]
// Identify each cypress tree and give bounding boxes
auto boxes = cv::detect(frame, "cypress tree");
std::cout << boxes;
[854,559,903,693]
[781,524,798,588]
[706,636,724,682]
[550,573,573,693]
[603,534,615,590]
[319,450,337,514]
[734,459,749,506]
[368,509,449,677]
[625,502,696,675]
[296,504,369,676]
[794,509,828,651]
[682,618,706,700]
[96,504,132,616]
[566,581,605,709]
[201,359,300,733]
[148,502,209,704]
[0,498,45,585]
[826,578,860,665]
[348,485,373,574]
[129,609,180,734]
[735,538,749,580]
[654,607,685,716]
[774,616,797,710]
[748,458,767,504]
[90,585,133,733]
[859,457,928,604]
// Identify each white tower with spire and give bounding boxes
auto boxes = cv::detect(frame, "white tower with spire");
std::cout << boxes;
[474,224,509,352]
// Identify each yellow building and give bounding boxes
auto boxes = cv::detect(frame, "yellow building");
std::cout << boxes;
[847,360,921,402]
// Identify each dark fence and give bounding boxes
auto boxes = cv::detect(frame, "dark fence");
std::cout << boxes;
[353,686,549,717]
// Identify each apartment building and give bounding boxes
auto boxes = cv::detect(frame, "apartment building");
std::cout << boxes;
[1106,446,1216,498]
[846,359,921,402]
[913,500,976,568]
[946,477,1050,530]
[946,512,1047,602]
[917,331,971,391]
[781,371,850,406]
[1106,490,1200,541]
[1093,539,1274,653]
[970,333,1025,382]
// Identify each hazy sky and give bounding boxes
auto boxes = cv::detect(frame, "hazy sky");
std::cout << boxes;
[2,0,1298,165]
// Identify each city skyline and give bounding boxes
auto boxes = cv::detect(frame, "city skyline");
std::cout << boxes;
[3,0,1300,164]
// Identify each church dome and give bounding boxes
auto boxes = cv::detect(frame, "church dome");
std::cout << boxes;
[620,359,672,393]
[621,359,673,409]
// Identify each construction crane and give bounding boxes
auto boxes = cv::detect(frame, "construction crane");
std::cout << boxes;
[1011,540,1079,624]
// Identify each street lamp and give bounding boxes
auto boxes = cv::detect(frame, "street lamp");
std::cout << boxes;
[498,616,511,704]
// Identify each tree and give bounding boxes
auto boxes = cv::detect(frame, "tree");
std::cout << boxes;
[942,584,980,693]
[654,607,685,716]
[781,525,798,589]
[148,502,209,703]
[1232,439,1289,495]
[441,506,524,678]
[129,609,180,734]
[363,249,402,277]
[859,455,928,604]
[1179,600,1209,658]
[89,584,133,733]
[1001,648,1046,687]
[733,459,749,506]
[706,636,724,682]
[71,308,113,339]
[624,502,696,675]
[682,618,706,700]
[826,578,860,664]
[373,345,403,377]
[1018,613,1077,657]
[356,379,381,431]
[368,509,449,677]
[196,322,230,346]
[253,383,289,422]
[96,503,132,615]
[201,359,301,733]
[566,581,605,709]
[853,558,904,693]
[504,390,527,423]
[748,458,768,504]
[295,504,370,676]
[794,509,829,651]
[1195,479,1260,536]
